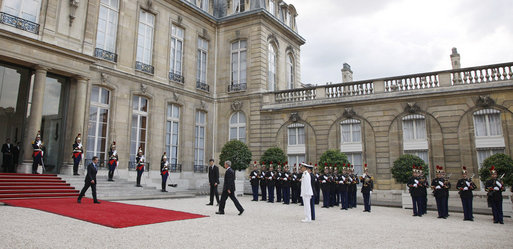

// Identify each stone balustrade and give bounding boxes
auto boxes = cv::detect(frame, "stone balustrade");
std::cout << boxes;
[273,62,513,104]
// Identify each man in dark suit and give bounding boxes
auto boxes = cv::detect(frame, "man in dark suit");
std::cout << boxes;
[2,138,14,173]
[77,156,100,204]
[216,160,244,215]
[207,159,220,205]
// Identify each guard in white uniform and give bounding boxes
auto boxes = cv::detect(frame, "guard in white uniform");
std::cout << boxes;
[300,163,314,223]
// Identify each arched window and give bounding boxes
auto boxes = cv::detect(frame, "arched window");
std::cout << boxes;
[473,109,505,169]
[286,54,294,89]
[287,123,305,167]
[268,43,277,91]
[87,86,110,161]
[229,112,246,142]
[341,119,363,174]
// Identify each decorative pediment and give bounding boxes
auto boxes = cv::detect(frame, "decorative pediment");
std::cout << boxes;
[231,101,243,111]
[343,108,356,118]
[405,102,420,113]
[476,95,495,108]
[290,112,301,122]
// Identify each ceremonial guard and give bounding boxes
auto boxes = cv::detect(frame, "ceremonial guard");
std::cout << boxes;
[265,163,276,203]
[160,152,170,192]
[1,138,14,173]
[320,167,330,208]
[328,166,336,207]
[349,165,359,208]
[340,165,350,210]
[31,131,44,174]
[72,134,83,175]
[291,165,300,203]
[300,163,314,222]
[282,164,291,204]
[407,166,423,216]
[485,166,505,224]
[249,161,259,201]
[456,166,476,221]
[308,164,316,220]
[431,165,450,219]
[135,147,145,187]
[313,165,320,205]
[276,164,283,203]
[418,166,428,215]
[360,164,374,212]
[107,141,118,181]
[259,163,267,201]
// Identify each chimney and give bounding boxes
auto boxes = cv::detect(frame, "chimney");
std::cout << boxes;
[450,47,461,69]
[341,63,353,83]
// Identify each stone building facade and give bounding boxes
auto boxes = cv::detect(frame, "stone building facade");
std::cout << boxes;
[0,0,512,193]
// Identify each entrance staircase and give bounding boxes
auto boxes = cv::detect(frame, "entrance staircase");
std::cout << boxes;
[0,173,79,200]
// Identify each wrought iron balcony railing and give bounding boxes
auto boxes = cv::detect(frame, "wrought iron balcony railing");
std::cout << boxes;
[169,72,185,83]
[194,164,208,173]
[196,81,210,92]
[0,12,40,34]
[135,61,154,74]
[228,83,247,92]
[95,48,118,62]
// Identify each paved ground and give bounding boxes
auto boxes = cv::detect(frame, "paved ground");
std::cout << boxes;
[1,196,512,249]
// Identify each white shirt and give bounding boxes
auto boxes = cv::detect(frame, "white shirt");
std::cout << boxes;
[301,171,313,197]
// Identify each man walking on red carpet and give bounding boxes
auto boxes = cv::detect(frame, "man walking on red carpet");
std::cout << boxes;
[216,160,244,215]
[77,156,100,204]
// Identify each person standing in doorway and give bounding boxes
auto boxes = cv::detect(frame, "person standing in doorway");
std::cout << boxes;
[1,138,13,173]
[207,159,220,206]
[135,147,145,187]
[216,160,244,215]
[107,141,118,181]
[31,131,44,174]
[71,134,83,176]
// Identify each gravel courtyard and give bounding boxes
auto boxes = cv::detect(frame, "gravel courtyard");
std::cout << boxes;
[1,196,512,249]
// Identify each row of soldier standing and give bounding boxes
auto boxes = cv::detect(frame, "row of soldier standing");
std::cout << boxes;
[248,161,374,212]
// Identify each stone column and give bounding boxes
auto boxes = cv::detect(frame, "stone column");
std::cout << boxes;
[61,76,88,175]
[20,66,48,173]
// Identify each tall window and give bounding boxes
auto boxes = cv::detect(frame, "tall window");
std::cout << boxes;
[197,38,208,85]
[194,111,206,167]
[96,0,119,54]
[136,10,155,66]
[288,123,306,169]
[130,96,148,162]
[229,112,246,142]
[286,54,294,89]
[346,152,363,174]
[287,10,291,27]
[402,114,428,164]
[170,25,184,78]
[166,104,180,165]
[233,0,244,13]
[199,0,209,11]
[473,109,505,169]
[87,86,110,161]
[268,43,277,91]
[340,119,363,166]
[231,40,247,86]
[269,0,275,15]
[2,0,41,22]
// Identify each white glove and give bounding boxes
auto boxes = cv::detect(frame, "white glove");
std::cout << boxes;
[251,176,255,179]
[413,184,417,187]
[466,181,470,187]
[435,186,441,189]
[370,191,372,194]
[496,181,502,188]
[414,179,419,184]
[494,187,499,191]
[463,187,468,191]
[438,181,444,186]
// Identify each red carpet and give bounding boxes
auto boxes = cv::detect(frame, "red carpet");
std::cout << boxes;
[2,197,207,228]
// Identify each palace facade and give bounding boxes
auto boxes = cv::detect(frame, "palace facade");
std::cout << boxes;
[0,0,512,192]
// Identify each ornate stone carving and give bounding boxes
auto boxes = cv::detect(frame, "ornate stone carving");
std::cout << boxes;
[177,16,183,25]
[235,30,240,38]
[231,101,243,111]
[140,83,148,93]
[290,112,301,122]
[100,73,109,84]
[343,107,356,118]
[405,102,420,113]
[145,0,153,10]
[173,92,180,102]
[69,0,80,26]
[476,95,495,108]
[200,100,207,110]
